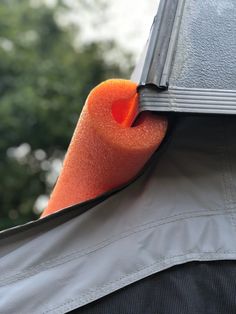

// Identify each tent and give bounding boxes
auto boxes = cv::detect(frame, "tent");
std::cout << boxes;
[1,0,236,313]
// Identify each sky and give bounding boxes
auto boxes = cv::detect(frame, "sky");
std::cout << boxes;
[41,0,160,60]
[34,0,160,212]
[82,0,159,60]
[56,0,160,62]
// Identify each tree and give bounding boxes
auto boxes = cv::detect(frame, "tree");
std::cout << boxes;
[0,0,131,230]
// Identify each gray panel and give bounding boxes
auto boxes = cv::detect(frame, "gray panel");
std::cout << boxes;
[137,0,236,114]
[170,0,236,90]
[132,0,184,88]
[1,116,236,313]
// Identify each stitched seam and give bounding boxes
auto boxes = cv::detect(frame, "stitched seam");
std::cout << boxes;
[220,118,236,233]
[219,119,230,208]
[1,207,236,287]
[217,118,236,236]
[0,207,227,281]
[1,205,228,279]
[225,120,236,232]
[43,251,236,314]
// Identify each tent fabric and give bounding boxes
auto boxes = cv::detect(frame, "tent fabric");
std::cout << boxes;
[71,261,236,314]
[1,115,236,313]
[134,0,236,115]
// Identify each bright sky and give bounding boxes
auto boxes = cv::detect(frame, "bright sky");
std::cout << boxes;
[84,0,159,61]
[57,0,160,62]
[41,0,160,60]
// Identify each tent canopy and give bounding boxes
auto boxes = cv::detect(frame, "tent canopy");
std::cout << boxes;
[1,0,236,313]
[132,0,236,115]
[1,115,236,313]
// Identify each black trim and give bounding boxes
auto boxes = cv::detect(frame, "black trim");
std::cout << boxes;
[0,116,176,242]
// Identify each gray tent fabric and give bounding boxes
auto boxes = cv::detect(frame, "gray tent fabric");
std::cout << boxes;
[132,0,236,115]
[1,115,236,313]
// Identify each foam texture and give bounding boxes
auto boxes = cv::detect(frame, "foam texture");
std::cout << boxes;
[42,79,167,217]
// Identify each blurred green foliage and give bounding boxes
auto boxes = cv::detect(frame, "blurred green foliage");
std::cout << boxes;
[0,0,131,230]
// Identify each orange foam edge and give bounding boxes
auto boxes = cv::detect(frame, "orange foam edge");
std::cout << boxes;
[41,79,168,218]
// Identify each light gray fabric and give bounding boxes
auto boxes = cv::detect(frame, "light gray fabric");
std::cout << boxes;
[1,115,236,313]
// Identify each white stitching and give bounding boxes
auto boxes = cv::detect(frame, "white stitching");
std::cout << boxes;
[0,207,236,287]
[43,251,236,314]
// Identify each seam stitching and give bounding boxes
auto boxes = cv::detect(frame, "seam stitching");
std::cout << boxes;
[0,208,236,286]
[43,251,236,314]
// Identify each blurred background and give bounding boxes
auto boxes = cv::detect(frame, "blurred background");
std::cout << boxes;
[0,0,158,230]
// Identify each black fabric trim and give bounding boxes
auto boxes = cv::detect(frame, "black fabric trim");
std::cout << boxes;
[0,114,176,241]
[69,260,236,314]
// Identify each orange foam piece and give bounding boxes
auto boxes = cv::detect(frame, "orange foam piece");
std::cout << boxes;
[42,79,168,217]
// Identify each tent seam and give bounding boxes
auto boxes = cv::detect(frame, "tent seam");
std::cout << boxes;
[0,208,236,286]
[43,252,236,314]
